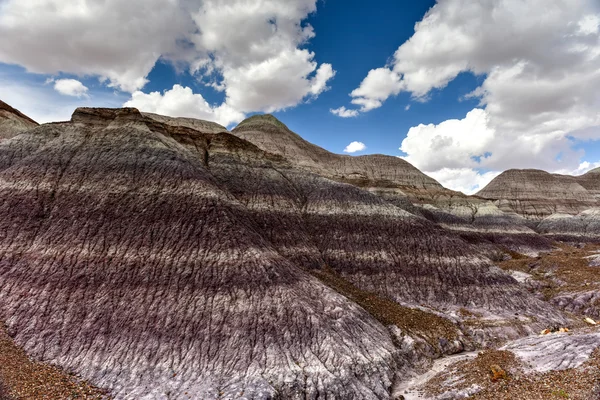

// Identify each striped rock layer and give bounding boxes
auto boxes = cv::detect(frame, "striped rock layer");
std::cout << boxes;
[477,169,599,220]
[232,115,562,254]
[0,107,570,399]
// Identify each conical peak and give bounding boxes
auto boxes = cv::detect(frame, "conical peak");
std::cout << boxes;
[235,114,289,131]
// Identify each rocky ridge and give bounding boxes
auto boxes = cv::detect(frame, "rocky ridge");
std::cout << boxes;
[574,167,600,200]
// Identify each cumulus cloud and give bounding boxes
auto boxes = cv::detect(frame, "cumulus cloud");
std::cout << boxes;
[400,108,495,172]
[0,77,124,123]
[427,168,500,195]
[0,0,192,92]
[53,79,89,98]
[556,161,600,176]
[341,0,600,192]
[0,0,335,119]
[330,106,359,118]
[124,85,245,127]
[344,141,366,153]
[349,68,404,112]
[185,0,335,115]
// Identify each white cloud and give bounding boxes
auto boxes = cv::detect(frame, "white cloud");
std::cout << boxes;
[400,108,495,172]
[556,161,600,176]
[186,0,335,114]
[349,68,404,112]
[330,106,359,118]
[343,141,366,153]
[124,84,245,128]
[0,0,335,119]
[0,77,124,123]
[53,79,89,98]
[0,0,192,92]
[309,63,336,96]
[347,0,600,183]
[427,168,500,195]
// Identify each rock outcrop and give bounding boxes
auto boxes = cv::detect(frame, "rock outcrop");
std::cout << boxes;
[142,112,229,134]
[0,105,572,399]
[0,108,401,399]
[0,100,38,140]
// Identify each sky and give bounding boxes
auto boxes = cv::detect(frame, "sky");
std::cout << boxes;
[0,0,599,194]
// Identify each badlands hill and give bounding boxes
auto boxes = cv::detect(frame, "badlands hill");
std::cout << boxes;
[476,169,598,219]
[0,102,598,399]
[575,167,600,199]
[0,100,38,140]
[233,114,443,192]
[476,168,600,241]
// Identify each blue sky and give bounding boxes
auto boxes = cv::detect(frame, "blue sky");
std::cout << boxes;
[0,0,599,193]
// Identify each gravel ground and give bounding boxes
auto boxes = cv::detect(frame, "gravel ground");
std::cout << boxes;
[423,347,600,399]
[0,324,107,400]
[499,243,600,299]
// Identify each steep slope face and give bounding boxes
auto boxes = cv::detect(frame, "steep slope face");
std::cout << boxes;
[232,114,443,192]
[0,100,38,140]
[196,118,568,342]
[0,108,400,399]
[477,169,598,220]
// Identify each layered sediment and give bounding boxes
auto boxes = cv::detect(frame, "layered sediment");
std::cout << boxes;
[0,104,597,399]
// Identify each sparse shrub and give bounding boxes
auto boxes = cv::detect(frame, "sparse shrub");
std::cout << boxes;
[487,250,508,262]
[552,389,569,398]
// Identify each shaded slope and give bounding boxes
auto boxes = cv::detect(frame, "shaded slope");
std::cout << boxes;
[208,120,567,343]
[538,209,600,241]
[0,100,38,140]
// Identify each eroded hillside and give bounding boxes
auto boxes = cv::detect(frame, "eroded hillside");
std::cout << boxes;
[0,104,597,399]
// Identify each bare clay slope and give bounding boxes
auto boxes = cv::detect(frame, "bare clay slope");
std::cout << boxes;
[232,115,555,254]
[0,108,400,399]
[0,107,570,399]
[232,114,443,192]
[166,114,567,343]
[476,169,598,220]
[0,100,38,140]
